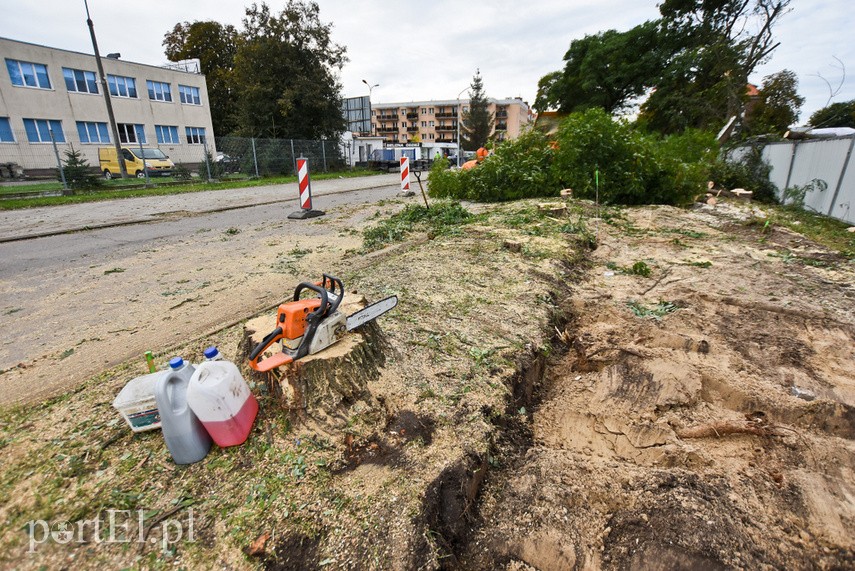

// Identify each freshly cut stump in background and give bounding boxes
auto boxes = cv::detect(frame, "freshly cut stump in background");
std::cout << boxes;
[240,295,391,412]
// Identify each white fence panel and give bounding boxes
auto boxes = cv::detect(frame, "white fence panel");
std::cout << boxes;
[735,136,855,225]
[762,143,794,193]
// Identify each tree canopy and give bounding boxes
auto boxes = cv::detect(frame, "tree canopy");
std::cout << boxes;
[460,70,495,151]
[163,1,347,139]
[743,70,804,135]
[164,21,238,136]
[536,0,793,134]
[809,100,855,129]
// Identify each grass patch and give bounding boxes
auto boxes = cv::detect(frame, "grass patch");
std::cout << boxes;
[0,169,378,210]
[362,201,473,251]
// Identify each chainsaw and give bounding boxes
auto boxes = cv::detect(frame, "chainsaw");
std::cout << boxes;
[248,274,397,372]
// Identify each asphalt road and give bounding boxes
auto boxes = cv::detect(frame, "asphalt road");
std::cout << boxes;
[0,174,405,405]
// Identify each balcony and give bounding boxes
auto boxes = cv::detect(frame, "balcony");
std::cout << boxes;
[377,127,399,133]
[495,122,508,131]
[435,111,457,118]
[407,125,418,132]
[436,124,457,131]
[377,115,397,121]
[436,137,456,143]
[406,113,418,120]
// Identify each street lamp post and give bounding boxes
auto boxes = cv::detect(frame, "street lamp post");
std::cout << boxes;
[456,87,469,167]
[84,0,127,178]
[362,79,379,136]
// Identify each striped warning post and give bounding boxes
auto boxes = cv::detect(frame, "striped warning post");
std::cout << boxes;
[297,158,312,210]
[400,157,410,193]
[287,157,324,219]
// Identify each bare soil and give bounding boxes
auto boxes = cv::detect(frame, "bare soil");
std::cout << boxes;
[0,198,853,570]
[461,202,855,570]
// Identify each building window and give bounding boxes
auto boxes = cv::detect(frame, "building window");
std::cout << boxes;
[0,117,14,142]
[76,121,110,144]
[146,80,172,102]
[421,108,426,114]
[421,121,426,127]
[107,74,137,98]
[23,119,64,143]
[117,123,146,144]
[6,59,51,89]
[178,85,201,105]
[429,121,435,127]
[63,68,98,94]
[402,122,407,128]
[429,108,434,114]
[155,125,180,144]
[185,126,206,144]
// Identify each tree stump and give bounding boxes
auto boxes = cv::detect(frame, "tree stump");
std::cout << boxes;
[239,295,392,412]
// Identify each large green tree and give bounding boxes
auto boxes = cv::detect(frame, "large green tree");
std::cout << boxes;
[233,2,347,139]
[461,70,495,151]
[163,1,347,139]
[809,100,855,128]
[536,0,792,134]
[534,21,664,115]
[641,0,791,133]
[743,69,804,135]
[164,21,238,136]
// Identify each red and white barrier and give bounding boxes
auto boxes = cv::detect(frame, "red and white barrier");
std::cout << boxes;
[298,158,312,210]
[400,157,411,193]
[287,157,324,219]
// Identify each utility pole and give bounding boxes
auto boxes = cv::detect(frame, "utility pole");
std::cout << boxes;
[362,79,379,136]
[85,0,127,178]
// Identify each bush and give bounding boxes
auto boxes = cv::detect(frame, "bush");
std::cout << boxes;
[710,144,778,203]
[552,109,714,205]
[56,146,103,193]
[427,130,557,202]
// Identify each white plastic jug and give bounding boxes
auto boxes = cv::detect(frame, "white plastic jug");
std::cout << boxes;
[187,359,258,447]
[155,357,212,464]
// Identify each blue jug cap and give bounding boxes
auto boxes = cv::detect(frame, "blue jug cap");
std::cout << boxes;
[203,346,219,359]
[168,357,184,369]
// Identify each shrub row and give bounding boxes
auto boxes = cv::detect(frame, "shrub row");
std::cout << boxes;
[428,108,720,205]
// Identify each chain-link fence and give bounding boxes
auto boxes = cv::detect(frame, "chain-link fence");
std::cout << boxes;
[0,129,349,181]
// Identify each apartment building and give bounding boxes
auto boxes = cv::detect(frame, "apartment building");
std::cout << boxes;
[369,98,531,147]
[0,37,215,175]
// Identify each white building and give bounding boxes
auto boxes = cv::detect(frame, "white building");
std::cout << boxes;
[0,37,215,176]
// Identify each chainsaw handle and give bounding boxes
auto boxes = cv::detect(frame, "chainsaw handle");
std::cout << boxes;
[321,274,343,314]
[293,282,329,323]
[249,326,283,362]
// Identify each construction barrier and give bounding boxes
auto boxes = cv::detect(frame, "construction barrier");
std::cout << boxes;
[287,157,324,219]
[399,157,414,196]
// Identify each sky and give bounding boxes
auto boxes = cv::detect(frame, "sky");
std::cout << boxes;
[2,0,853,124]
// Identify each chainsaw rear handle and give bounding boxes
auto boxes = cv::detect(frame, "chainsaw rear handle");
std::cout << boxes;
[320,274,343,314]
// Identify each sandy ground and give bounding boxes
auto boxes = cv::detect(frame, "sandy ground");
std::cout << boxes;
[462,202,855,570]
[0,197,852,570]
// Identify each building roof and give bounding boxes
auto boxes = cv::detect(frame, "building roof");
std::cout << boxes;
[372,97,529,109]
[0,36,203,75]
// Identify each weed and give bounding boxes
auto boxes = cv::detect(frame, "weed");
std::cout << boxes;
[224,227,240,235]
[288,247,312,259]
[663,228,707,239]
[629,261,652,277]
[627,300,678,320]
[103,267,125,275]
[684,260,713,268]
